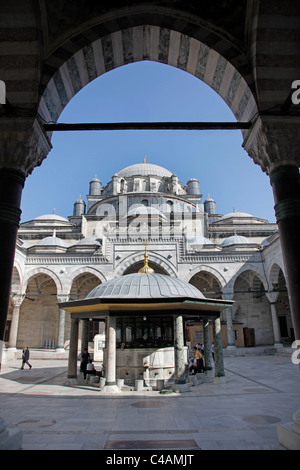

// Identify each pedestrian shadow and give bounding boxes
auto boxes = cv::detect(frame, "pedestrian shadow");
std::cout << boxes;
[0,366,67,385]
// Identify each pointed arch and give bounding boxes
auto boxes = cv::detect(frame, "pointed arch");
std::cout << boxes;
[22,267,63,296]
[38,25,258,137]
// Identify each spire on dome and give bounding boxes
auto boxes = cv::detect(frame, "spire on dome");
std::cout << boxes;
[138,240,154,273]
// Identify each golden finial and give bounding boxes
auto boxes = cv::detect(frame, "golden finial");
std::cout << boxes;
[138,240,154,273]
[144,155,146,164]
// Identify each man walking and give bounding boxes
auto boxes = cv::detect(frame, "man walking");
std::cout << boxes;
[21,346,32,369]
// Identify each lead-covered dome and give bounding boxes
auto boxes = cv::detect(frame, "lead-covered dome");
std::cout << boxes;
[34,213,69,222]
[221,234,251,247]
[118,163,172,178]
[36,232,68,247]
[87,273,205,300]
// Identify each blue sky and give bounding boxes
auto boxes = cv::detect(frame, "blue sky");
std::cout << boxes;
[21,61,276,223]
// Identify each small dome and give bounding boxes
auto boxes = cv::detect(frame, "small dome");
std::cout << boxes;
[219,210,253,221]
[76,237,102,246]
[221,234,251,247]
[189,236,213,246]
[87,273,205,300]
[34,214,69,222]
[90,176,100,182]
[118,163,172,178]
[36,231,67,247]
[204,195,215,202]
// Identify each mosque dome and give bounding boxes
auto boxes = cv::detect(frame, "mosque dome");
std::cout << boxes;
[219,210,253,221]
[118,163,173,178]
[34,213,69,222]
[221,234,251,247]
[86,273,205,300]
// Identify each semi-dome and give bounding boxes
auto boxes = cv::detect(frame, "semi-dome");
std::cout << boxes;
[118,163,173,178]
[87,273,205,300]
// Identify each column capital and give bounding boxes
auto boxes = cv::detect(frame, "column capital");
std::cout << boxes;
[242,115,300,175]
[222,291,234,300]
[0,115,52,177]
[265,291,279,304]
[10,293,25,307]
[57,294,69,303]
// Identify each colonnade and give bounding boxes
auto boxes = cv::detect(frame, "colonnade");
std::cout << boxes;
[66,313,225,392]
[6,287,285,352]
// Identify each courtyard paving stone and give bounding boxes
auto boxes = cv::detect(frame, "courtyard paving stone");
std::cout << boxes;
[0,350,299,452]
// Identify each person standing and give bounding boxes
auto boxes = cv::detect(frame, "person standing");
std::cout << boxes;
[21,346,32,369]
[80,348,90,379]
[193,346,204,373]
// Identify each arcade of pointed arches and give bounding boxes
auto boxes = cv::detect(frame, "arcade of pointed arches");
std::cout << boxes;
[6,260,292,350]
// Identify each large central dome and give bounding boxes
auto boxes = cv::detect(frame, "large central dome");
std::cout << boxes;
[118,163,173,178]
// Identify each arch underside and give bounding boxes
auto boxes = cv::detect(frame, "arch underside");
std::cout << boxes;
[39,25,258,136]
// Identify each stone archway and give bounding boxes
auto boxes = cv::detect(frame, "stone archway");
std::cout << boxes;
[18,273,58,349]
[189,270,222,299]
[39,25,257,140]
[233,269,273,345]
[115,251,177,277]
[269,264,293,343]
[123,260,169,275]
[1,2,300,451]
[69,272,103,347]
[2,4,300,348]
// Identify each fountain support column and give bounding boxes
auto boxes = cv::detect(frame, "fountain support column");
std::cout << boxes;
[101,316,121,393]
[172,314,189,392]
[212,316,226,383]
[66,318,79,385]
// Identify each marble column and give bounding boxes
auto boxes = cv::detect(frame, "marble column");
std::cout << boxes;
[56,295,68,350]
[0,168,25,360]
[172,314,189,392]
[203,320,213,372]
[270,165,300,341]
[8,295,24,349]
[0,116,51,449]
[212,316,225,382]
[66,317,79,385]
[265,291,282,346]
[101,316,121,393]
[241,113,300,450]
[81,319,89,353]
[223,292,235,349]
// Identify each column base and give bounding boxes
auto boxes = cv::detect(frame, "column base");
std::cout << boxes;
[0,418,23,450]
[101,384,121,394]
[226,345,236,350]
[274,342,284,348]
[213,376,226,384]
[171,382,190,393]
[65,377,79,386]
[277,423,300,450]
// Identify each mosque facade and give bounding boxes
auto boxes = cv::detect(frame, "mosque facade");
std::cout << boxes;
[6,160,292,358]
